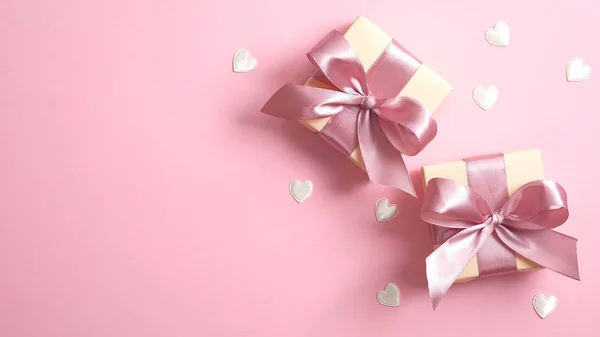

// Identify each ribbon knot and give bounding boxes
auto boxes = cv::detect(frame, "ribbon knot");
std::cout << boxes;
[361,95,376,109]
[489,212,504,228]
[261,30,438,197]
[421,178,580,309]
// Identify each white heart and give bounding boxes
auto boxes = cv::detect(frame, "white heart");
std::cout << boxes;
[233,49,257,73]
[473,86,498,111]
[485,21,510,46]
[533,294,558,319]
[377,282,400,307]
[289,179,313,204]
[567,57,591,82]
[375,198,398,222]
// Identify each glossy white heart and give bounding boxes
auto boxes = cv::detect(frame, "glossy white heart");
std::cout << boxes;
[377,282,400,307]
[533,294,558,319]
[473,86,498,111]
[289,179,313,204]
[485,21,510,46]
[375,198,398,222]
[567,57,591,82]
[233,49,257,73]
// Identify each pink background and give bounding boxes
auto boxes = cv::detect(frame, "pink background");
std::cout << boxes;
[0,0,598,336]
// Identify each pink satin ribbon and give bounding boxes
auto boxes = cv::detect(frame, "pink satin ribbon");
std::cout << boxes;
[261,30,437,197]
[421,155,580,309]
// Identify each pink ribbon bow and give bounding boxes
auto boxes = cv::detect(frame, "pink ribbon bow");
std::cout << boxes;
[421,178,580,309]
[261,30,438,197]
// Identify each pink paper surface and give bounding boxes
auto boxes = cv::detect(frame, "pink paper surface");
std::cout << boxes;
[0,1,598,336]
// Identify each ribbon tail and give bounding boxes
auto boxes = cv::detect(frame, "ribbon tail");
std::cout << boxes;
[357,109,415,197]
[427,224,493,309]
[496,226,580,280]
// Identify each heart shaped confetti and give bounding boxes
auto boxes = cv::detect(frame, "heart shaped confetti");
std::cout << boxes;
[233,49,258,73]
[375,198,398,222]
[473,86,498,111]
[533,294,558,319]
[289,179,313,204]
[485,21,510,47]
[377,282,400,307]
[567,57,591,82]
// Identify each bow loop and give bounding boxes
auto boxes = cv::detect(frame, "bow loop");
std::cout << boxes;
[500,179,569,230]
[421,178,493,229]
[376,97,438,156]
[261,84,364,120]
[307,31,369,96]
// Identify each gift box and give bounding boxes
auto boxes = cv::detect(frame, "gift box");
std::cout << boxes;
[422,149,544,282]
[262,17,452,196]
[300,17,453,169]
[421,149,580,308]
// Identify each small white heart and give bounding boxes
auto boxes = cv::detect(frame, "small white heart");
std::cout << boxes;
[289,179,313,204]
[485,21,510,47]
[567,57,591,82]
[377,282,400,307]
[533,294,558,319]
[375,198,398,222]
[473,85,498,111]
[233,49,257,73]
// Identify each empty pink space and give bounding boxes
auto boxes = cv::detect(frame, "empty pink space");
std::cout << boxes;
[0,0,598,336]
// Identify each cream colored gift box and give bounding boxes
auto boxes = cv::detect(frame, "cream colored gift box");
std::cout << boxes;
[301,17,452,170]
[422,149,545,282]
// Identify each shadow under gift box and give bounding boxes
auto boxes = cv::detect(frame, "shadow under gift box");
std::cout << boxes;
[300,16,453,170]
[422,149,545,283]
